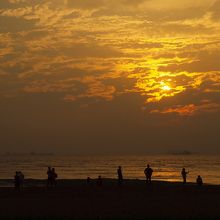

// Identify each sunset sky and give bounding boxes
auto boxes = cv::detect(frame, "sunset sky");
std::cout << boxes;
[0,0,220,154]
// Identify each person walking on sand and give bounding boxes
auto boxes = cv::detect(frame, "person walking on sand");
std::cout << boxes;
[196,175,203,186]
[144,164,153,183]
[117,166,123,185]
[181,168,189,184]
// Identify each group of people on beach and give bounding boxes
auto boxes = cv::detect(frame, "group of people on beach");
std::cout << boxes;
[14,171,24,191]
[143,166,203,186]
[86,166,124,186]
[87,165,203,187]
[46,167,58,188]
[181,168,203,186]
[14,164,203,190]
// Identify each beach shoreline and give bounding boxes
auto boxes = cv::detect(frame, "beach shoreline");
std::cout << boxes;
[0,179,220,219]
[0,178,218,188]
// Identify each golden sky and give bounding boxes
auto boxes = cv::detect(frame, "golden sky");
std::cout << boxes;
[0,0,220,154]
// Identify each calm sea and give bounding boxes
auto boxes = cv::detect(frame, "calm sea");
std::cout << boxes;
[0,154,220,184]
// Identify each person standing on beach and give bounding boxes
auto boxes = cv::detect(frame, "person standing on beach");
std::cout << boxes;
[117,166,123,185]
[47,167,53,188]
[18,171,24,189]
[196,175,203,186]
[87,177,91,184]
[144,164,153,183]
[97,175,102,186]
[51,168,58,187]
[181,168,189,184]
[14,171,20,191]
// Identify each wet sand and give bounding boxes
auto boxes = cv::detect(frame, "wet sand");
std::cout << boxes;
[0,179,220,219]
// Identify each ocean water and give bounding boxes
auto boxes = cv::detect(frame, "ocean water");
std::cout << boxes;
[0,154,220,185]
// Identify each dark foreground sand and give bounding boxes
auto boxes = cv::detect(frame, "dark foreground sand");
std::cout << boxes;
[0,179,220,220]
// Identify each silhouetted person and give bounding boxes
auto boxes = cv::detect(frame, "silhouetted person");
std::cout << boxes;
[47,167,53,188]
[97,175,102,186]
[144,164,153,183]
[51,168,57,187]
[14,171,20,191]
[181,168,189,184]
[117,166,123,185]
[197,175,203,186]
[87,177,91,184]
[18,171,24,189]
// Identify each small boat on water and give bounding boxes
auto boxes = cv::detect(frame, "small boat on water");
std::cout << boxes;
[171,150,195,155]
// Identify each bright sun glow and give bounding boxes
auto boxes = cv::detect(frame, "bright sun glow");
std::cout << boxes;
[162,85,171,91]
[160,82,171,91]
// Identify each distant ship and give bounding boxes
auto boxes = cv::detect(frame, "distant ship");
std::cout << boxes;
[171,150,195,155]
[2,152,54,156]
[30,152,53,156]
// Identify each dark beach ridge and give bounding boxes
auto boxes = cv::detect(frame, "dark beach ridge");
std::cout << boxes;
[0,179,220,220]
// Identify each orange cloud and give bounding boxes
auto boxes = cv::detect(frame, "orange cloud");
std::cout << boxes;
[0,0,220,116]
[152,101,220,116]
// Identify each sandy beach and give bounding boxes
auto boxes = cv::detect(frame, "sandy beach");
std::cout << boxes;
[0,179,220,219]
